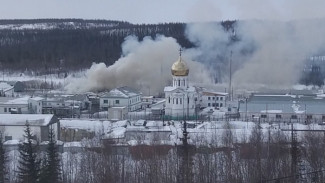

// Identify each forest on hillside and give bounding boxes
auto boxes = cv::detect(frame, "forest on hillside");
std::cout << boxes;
[0,19,235,73]
[0,19,322,86]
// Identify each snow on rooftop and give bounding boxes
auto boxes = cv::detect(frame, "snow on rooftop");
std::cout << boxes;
[146,121,163,127]
[164,86,196,92]
[254,94,296,97]
[101,86,141,98]
[0,114,54,126]
[4,96,30,105]
[60,119,111,133]
[0,82,13,90]
[111,120,128,128]
[260,110,283,113]
[108,127,126,138]
[202,91,228,96]
[4,139,20,145]
[29,97,44,101]
[63,141,83,148]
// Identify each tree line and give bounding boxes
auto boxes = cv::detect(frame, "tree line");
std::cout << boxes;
[0,19,235,72]
[2,121,325,182]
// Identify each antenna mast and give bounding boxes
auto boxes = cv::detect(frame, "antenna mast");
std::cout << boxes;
[229,51,233,101]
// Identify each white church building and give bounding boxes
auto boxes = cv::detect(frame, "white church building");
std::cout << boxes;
[164,50,200,120]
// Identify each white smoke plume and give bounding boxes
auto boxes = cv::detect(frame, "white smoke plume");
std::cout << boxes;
[65,35,213,94]
[185,19,325,90]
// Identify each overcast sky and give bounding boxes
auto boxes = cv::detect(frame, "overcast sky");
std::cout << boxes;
[1,0,325,24]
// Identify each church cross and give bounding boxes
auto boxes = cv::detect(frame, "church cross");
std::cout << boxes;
[179,48,182,57]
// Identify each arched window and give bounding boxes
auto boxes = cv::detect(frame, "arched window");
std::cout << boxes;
[176,98,178,104]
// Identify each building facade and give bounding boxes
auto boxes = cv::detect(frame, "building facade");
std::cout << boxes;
[0,97,30,114]
[164,51,199,119]
[0,114,59,142]
[100,86,142,112]
[201,91,227,108]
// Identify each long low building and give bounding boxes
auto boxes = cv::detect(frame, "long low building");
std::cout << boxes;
[0,114,59,142]
[239,93,325,123]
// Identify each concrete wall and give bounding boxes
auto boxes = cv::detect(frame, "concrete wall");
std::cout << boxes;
[0,104,28,114]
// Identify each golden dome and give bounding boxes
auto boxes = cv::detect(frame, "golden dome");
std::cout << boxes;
[171,56,189,76]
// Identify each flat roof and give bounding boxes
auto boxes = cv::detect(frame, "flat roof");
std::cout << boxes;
[0,114,55,126]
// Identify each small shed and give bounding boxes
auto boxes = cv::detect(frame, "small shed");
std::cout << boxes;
[0,114,59,142]
[108,107,128,121]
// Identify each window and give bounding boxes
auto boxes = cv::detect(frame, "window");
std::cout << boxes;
[220,97,223,101]
[176,98,178,104]
[103,100,108,104]
[115,100,120,104]
[220,103,223,107]
[180,98,182,104]
[212,103,215,107]
[216,97,219,100]
[5,136,12,141]
[216,103,219,107]
[168,97,170,103]
[291,115,297,119]
[261,114,267,118]
[276,114,282,119]
[4,108,7,112]
[307,115,312,119]
[178,80,180,86]
[208,97,211,100]
[212,97,215,100]
[208,103,211,107]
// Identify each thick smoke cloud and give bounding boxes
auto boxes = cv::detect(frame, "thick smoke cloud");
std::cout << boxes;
[185,19,325,90]
[65,36,212,94]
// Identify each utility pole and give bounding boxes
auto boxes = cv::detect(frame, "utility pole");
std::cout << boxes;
[228,51,233,101]
[177,119,193,183]
[291,123,298,183]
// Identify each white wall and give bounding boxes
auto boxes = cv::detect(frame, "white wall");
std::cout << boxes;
[165,90,197,118]
[28,99,43,114]
[100,95,142,112]
[0,123,58,142]
[201,95,226,108]
[0,104,29,114]
[1,126,41,141]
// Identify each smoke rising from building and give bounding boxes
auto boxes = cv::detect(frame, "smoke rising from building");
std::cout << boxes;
[65,35,213,94]
[185,19,325,90]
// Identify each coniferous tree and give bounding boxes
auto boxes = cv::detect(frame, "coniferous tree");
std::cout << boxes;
[0,132,7,183]
[39,127,61,183]
[18,122,40,183]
